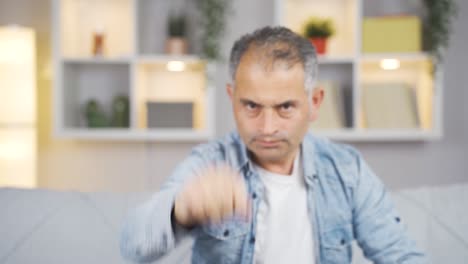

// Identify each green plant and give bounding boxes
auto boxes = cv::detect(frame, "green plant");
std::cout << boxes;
[195,0,232,61]
[167,13,186,38]
[111,95,129,128]
[423,0,458,63]
[84,99,109,128]
[303,17,335,39]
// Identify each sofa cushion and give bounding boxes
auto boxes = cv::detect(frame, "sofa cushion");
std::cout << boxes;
[1,183,467,263]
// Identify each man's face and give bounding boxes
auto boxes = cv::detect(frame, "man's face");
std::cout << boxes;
[227,51,323,165]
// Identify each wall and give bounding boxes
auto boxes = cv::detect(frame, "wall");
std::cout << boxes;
[0,0,466,192]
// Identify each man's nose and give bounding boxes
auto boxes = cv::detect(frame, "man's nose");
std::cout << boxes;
[259,109,279,135]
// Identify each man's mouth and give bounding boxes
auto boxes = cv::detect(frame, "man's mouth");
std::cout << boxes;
[256,140,281,148]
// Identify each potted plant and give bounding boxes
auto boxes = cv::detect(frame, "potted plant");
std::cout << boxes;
[84,99,109,128]
[165,13,188,55]
[423,0,458,64]
[303,17,335,55]
[194,0,232,61]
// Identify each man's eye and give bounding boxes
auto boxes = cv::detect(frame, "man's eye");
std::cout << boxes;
[246,102,258,110]
[280,103,293,111]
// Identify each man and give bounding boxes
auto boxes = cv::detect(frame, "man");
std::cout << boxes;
[120,26,427,264]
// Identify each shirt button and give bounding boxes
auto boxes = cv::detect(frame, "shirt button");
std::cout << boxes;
[340,239,346,245]
[223,229,230,237]
[252,193,257,199]
[395,217,401,223]
[250,236,256,244]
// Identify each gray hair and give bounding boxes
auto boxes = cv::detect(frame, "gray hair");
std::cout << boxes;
[228,26,318,94]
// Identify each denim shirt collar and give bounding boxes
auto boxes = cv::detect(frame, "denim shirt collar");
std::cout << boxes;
[301,133,319,186]
[227,132,250,173]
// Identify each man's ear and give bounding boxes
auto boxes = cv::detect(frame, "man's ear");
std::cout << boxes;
[309,87,324,122]
[226,83,234,101]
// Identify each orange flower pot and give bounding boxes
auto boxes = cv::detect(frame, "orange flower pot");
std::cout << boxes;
[309,37,328,55]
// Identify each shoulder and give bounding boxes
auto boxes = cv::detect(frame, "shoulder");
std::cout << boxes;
[304,133,364,186]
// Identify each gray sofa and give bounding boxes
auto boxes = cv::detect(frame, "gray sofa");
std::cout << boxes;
[1,183,467,263]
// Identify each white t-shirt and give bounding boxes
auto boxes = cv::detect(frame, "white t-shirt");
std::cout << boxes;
[253,152,315,264]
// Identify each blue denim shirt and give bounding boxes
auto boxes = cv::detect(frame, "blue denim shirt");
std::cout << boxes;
[120,131,428,264]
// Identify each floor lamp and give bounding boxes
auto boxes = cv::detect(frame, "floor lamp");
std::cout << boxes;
[0,25,37,188]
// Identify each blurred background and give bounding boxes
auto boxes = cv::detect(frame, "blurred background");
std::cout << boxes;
[0,0,466,193]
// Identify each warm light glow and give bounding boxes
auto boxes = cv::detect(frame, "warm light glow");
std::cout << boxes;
[380,59,400,70]
[166,61,186,72]
[0,26,36,124]
[0,140,30,161]
[0,26,36,188]
[0,130,36,188]
[0,25,32,64]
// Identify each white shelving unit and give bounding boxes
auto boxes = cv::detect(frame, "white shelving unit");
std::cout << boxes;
[53,0,443,142]
[52,0,215,141]
[274,0,443,141]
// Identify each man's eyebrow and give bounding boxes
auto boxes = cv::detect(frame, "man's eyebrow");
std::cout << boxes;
[239,98,261,106]
[239,98,298,107]
[274,100,297,107]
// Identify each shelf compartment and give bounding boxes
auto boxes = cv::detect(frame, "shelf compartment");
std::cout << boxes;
[61,61,131,129]
[137,0,197,55]
[359,58,434,130]
[59,0,134,58]
[280,0,358,57]
[310,63,355,131]
[134,60,207,131]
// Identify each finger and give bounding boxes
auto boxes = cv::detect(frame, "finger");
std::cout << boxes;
[187,181,205,224]
[232,168,249,220]
[214,166,230,222]
[218,165,234,220]
[202,169,222,224]
[174,188,189,226]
